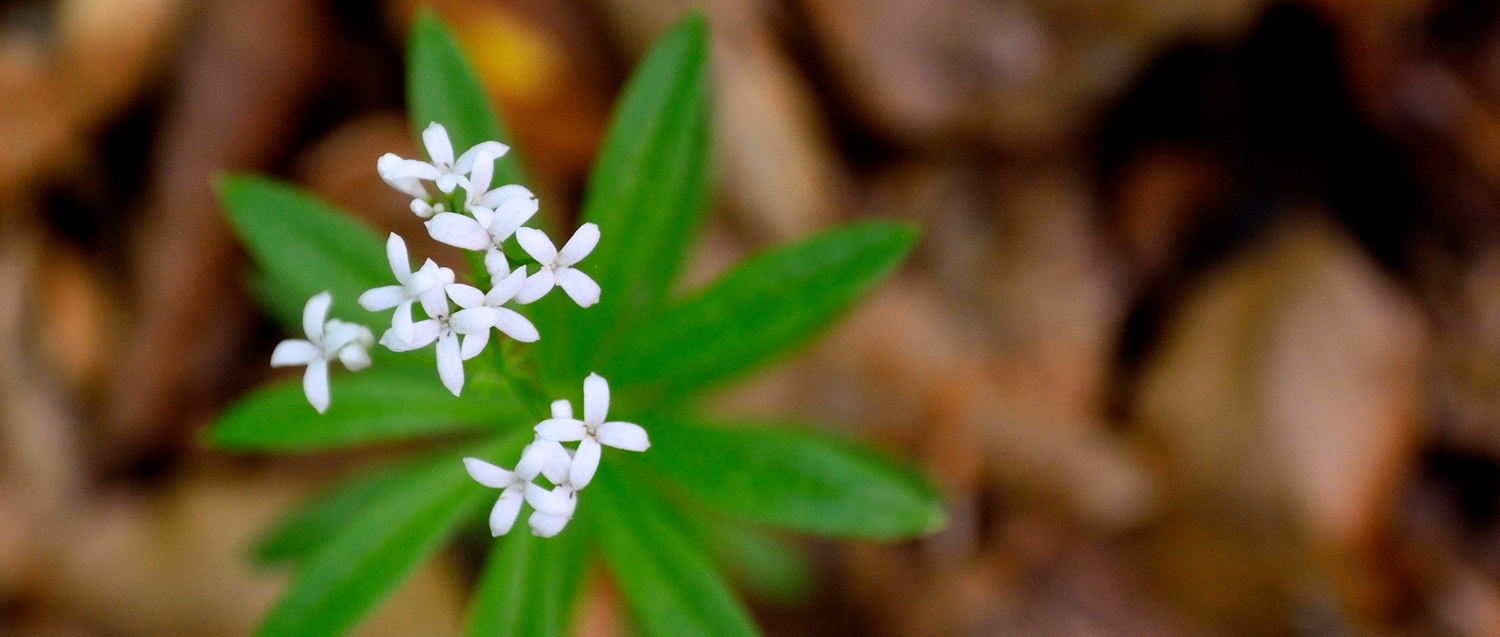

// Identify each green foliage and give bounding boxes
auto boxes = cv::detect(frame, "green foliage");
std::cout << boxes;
[253,437,519,637]
[465,519,589,637]
[253,462,414,565]
[213,9,943,637]
[608,221,918,399]
[207,366,527,452]
[593,464,760,637]
[639,420,946,539]
[532,13,712,386]
[217,175,388,325]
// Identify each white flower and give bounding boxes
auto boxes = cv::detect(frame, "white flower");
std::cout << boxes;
[270,292,374,413]
[425,180,538,280]
[446,269,541,356]
[463,439,569,536]
[524,483,577,537]
[375,123,509,217]
[534,373,649,488]
[377,299,486,396]
[358,233,454,344]
[513,224,601,307]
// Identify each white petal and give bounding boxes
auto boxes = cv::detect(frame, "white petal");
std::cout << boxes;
[437,172,461,194]
[321,320,364,351]
[490,490,524,536]
[455,141,509,174]
[417,283,449,320]
[492,309,539,343]
[484,248,509,280]
[486,268,528,305]
[460,328,490,360]
[423,122,454,167]
[302,292,333,340]
[557,223,600,267]
[487,194,538,241]
[556,268,600,308]
[425,213,491,251]
[380,318,439,352]
[550,399,573,420]
[535,439,572,484]
[463,457,515,488]
[583,373,610,424]
[337,342,372,371]
[513,269,555,304]
[515,443,546,481]
[514,227,558,264]
[479,184,533,209]
[445,283,485,309]
[271,340,318,366]
[358,285,405,311]
[436,333,464,396]
[391,299,415,344]
[528,512,570,538]
[377,155,441,181]
[534,418,585,442]
[303,358,330,413]
[525,483,577,516]
[471,205,495,229]
[452,307,499,334]
[463,151,494,202]
[569,436,602,489]
[386,233,411,284]
[596,421,650,451]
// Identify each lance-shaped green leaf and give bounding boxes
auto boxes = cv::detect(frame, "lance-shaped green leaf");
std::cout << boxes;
[207,366,527,452]
[407,9,524,187]
[464,520,589,637]
[253,458,425,565]
[534,11,711,384]
[218,175,388,325]
[593,463,760,637]
[607,220,918,397]
[636,420,945,539]
[253,436,519,637]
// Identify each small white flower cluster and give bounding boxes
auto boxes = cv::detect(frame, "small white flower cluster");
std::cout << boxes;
[271,123,603,409]
[464,373,649,537]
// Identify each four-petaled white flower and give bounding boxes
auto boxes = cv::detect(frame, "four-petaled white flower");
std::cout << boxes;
[375,123,509,217]
[359,233,454,344]
[446,268,540,356]
[270,292,374,413]
[535,373,649,488]
[463,438,570,536]
[513,223,601,307]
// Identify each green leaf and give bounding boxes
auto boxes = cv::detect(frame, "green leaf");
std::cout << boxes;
[608,220,918,397]
[206,366,528,452]
[636,420,945,539]
[593,462,761,637]
[253,461,417,565]
[696,518,814,605]
[407,9,524,187]
[534,11,711,384]
[253,436,520,637]
[218,175,389,325]
[464,520,589,637]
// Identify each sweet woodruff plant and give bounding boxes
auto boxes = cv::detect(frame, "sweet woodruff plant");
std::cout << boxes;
[209,9,945,637]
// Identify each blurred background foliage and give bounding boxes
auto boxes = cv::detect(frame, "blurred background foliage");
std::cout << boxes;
[1,0,1500,635]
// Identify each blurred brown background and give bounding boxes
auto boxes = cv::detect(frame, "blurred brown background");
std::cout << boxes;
[1,0,1499,635]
